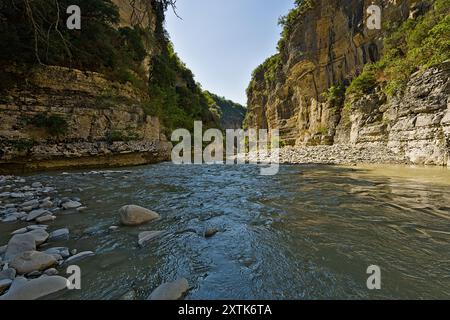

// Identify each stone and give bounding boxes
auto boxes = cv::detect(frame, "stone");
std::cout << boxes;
[2,216,17,223]
[10,251,57,274]
[11,227,29,236]
[27,225,48,231]
[109,226,119,231]
[205,228,219,238]
[76,207,87,212]
[27,229,49,246]
[21,199,39,208]
[44,247,70,259]
[147,278,189,300]
[44,268,58,276]
[119,205,160,226]
[26,271,42,278]
[4,233,36,262]
[0,279,12,294]
[48,228,70,241]
[40,200,53,209]
[0,276,67,300]
[138,231,163,247]
[27,209,50,221]
[0,268,16,281]
[63,251,95,265]
[31,182,43,188]
[62,201,82,210]
[36,215,56,223]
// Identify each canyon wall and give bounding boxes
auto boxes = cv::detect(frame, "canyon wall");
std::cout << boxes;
[0,0,171,173]
[246,0,449,165]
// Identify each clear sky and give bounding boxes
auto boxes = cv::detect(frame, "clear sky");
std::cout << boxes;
[166,0,295,106]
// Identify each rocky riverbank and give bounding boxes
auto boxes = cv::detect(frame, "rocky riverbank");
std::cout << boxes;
[0,173,196,300]
[239,143,411,166]
[276,144,411,165]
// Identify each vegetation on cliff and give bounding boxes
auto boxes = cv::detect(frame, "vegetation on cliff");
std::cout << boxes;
[0,0,234,136]
[205,92,246,129]
[346,0,449,99]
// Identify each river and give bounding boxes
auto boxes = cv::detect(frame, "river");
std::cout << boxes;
[1,163,450,299]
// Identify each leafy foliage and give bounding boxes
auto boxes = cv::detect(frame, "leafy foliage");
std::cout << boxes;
[29,113,69,136]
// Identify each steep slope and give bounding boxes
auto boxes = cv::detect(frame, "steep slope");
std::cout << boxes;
[245,0,449,165]
[206,92,247,129]
[0,0,220,172]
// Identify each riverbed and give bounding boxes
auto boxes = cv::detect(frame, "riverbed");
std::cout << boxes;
[1,163,450,299]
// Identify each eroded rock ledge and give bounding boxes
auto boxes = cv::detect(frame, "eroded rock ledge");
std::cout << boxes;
[0,65,171,173]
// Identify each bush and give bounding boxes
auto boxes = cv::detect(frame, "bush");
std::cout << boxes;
[346,68,377,98]
[29,113,68,136]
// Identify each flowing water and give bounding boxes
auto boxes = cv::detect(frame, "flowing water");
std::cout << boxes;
[1,163,450,300]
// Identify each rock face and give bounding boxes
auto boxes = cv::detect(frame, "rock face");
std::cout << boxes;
[246,0,449,166]
[0,276,67,300]
[0,65,172,174]
[335,63,450,165]
[119,205,160,226]
[147,278,189,300]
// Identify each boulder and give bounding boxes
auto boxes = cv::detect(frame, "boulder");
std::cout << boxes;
[4,234,36,262]
[10,251,57,275]
[0,276,67,300]
[205,228,219,238]
[119,205,160,226]
[27,229,49,246]
[138,231,163,247]
[147,278,189,300]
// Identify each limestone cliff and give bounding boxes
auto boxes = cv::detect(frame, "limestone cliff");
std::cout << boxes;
[246,0,449,165]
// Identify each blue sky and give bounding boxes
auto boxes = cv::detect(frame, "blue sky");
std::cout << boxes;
[166,0,295,105]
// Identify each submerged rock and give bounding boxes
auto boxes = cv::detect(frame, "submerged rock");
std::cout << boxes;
[27,209,50,222]
[119,205,160,226]
[10,251,57,275]
[147,278,189,300]
[0,276,67,300]
[205,228,219,238]
[138,231,163,247]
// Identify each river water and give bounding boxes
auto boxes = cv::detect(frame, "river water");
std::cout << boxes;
[1,163,450,300]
